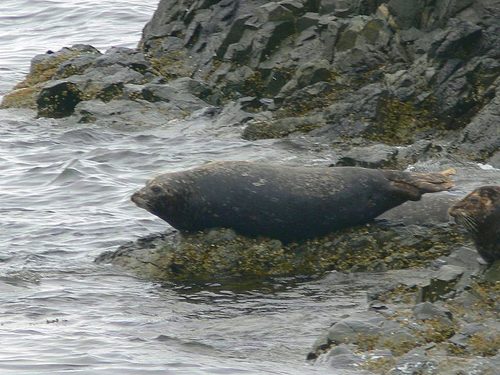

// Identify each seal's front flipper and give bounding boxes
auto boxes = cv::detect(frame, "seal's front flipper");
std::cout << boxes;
[384,168,456,201]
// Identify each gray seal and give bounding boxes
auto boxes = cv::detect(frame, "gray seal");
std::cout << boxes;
[449,186,500,263]
[132,161,455,242]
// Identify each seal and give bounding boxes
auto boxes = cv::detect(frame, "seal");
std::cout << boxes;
[449,186,500,263]
[132,161,455,242]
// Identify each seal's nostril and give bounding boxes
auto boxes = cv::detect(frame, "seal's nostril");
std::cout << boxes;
[131,192,140,203]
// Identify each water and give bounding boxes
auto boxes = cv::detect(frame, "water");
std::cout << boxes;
[1,2,499,374]
[0,2,366,374]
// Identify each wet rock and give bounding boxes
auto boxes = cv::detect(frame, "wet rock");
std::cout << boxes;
[96,220,466,283]
[488,151,500,168]
[316,83,387,139]
[457,80,500,160]
[93,47,151,73]
[335,144,399,168]
[243,115,324,140]
[141,81,210,112]
[388,348,438,375]
[1,44,100,109]
[326,314,384,345]
[379,192,459,226]
[168,77,223,106]
[429,19,482,60]
[416,265,465,302]
[212,99,260,128]
[413,302,453,323]
[323,345,365,369]
[37,80,83,118]
[72,99,191,126]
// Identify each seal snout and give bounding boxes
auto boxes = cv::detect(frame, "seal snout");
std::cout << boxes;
[131,189,149,209]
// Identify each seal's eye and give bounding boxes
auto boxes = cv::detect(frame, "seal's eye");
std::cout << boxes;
[151,185,162,194]
[468,196,481,204]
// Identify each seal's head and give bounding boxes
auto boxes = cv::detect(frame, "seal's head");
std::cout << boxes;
[449,186,500,233]
[449,185,500,263]
[131,175,185,224]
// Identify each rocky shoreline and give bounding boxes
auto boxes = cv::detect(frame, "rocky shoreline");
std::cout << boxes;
[2,0,499,166]
[2,0,498,373]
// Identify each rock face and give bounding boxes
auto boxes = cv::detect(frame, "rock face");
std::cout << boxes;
[138,0,500,161]
[2,0,499,163]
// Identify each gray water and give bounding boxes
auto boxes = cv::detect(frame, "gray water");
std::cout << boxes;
[1,1,498,374]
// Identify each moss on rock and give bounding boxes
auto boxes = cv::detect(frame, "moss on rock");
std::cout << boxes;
[366,98,444,145]
[148,50,193,80]
[98,222,467,283]
[1,51,82,109]
[242,116,323,140]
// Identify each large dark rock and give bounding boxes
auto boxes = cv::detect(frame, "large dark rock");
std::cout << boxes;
[37,80,83,118]
[2,0,499,164]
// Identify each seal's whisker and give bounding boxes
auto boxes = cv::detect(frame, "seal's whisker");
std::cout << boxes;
[449,186,500,264]
[462,216,478,233]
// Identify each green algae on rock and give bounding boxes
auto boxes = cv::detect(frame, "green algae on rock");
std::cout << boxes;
[1,45,100,110]
[308,257,500,374]
[96,222,467,283]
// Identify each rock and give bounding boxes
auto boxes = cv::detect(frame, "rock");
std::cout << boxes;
[93,47,151,73]
[316,83,388,139]
[388,348,438,375]
[487,151,500,168]
[333,16,393,72]
[457,80,500,160]
[482,260,500,282]
[429,19,482,60]
[335,144,399,168]
[168,77,222,106]
[72,99,192,126]
[96,221,466,283]
[387,0,424,29]
[326,315,384,345]
[413,302,453,323]
[379,192,459,226]
[3,0,498,159]
[37,80,83,118]
[212,99,258,129]
[1,44,100,109]
[55,54,100,79]
[243,115,324,140]
[324,345,365,369]
[416,265,465,302]
[141,81,210,112]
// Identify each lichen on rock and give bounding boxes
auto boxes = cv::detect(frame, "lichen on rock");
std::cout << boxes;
[96,221,467,283]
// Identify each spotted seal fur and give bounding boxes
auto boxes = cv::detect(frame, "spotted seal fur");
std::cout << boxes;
[132,161,455,242]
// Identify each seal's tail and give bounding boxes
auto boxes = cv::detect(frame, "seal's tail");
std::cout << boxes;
[385,168,456,201]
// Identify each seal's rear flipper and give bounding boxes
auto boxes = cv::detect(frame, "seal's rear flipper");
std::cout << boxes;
[385,168,456,201]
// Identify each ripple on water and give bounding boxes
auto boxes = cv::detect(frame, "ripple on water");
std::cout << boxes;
[0,109,354,374]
